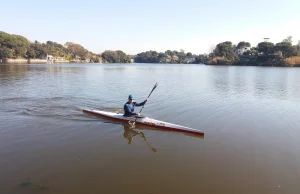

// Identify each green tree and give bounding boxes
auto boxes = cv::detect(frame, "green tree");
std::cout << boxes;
[274,42,297,58]
[213,41,238,61]
[186,52,192,57]
[101,50,131,63]
[165,50,174,57]
[158,52,167,63]
[14,35,30,58]
[0,31,30,58]
[30,42,46,58]
[65,42,87,59]
[134,51,160,63]
[195,54,209,64]
[296,40,300,53]
[0,47,14,59]
[116,50,131,63]
[257,42,274,55]
[283,36,293,44]
[173,50,179,56]
[26,47,36,59]
[177,50,186,63]
[101,50,119,63]
[41,41,69,57]
[236,41,251,49]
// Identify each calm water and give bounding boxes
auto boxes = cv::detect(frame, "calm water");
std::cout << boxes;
[1,63,300,194]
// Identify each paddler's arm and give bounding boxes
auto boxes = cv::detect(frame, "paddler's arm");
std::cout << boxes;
[134,99,147,107]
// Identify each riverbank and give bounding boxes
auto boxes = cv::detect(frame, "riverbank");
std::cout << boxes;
[205,56,300,67]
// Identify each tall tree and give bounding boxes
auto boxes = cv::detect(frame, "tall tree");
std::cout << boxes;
[134,51,160,63]
[213,41,238,61]
[177,49,186,62]
[236,41,251,49]
[101,50,131,63]
[116,50,131,63]
[257,42,274,55]
[26,47,36,59]
[274,42,297,58]
[186,52,193,57]
[65,42,87,59]
[158,52,167,63]
[195,54,209,64]
[0,31,30,58]
[283,36,293,44]
[0,47,14,59]
[165,50,174,57]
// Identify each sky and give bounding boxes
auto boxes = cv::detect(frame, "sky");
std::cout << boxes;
[1,0,300,55]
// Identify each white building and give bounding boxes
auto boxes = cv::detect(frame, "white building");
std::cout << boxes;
[184,57,195,63]
[55,56,65,61]
[41,54,54,61]
[236,47,251,55]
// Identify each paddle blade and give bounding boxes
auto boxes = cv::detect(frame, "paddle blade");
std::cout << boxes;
[148,82,158,98]
[153,82,158,90]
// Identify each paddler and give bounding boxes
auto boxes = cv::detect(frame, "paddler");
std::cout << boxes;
[123,94,147,117]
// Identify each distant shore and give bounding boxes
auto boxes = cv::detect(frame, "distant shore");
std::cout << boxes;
[2,31,300,67]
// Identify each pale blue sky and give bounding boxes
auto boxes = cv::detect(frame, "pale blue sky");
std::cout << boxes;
[1,0,299,54]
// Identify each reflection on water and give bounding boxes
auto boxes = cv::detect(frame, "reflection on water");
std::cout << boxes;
[210,67,230,96]
[123,124,158,153]
[103,66,126,71]
[208,66,298,101]
[0,65,29,86]
[0,64,85,74]
[0,64,29,73]
[1,63,300,194]
[253,68,289,100]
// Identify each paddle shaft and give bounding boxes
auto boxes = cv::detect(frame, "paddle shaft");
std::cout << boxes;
[132,83,158,125]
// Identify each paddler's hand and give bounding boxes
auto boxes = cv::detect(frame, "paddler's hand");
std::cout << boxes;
[145,99,148,102]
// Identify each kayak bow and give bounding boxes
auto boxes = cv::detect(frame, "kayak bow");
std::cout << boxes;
[83,109,204,136]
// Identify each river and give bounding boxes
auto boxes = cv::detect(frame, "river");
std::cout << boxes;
[1,63,300,194]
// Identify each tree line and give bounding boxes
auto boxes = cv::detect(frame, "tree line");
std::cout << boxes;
[0,31,132,63]
[134,49,201,64]
[0,31,103,62]
[207,36,300,66]
[133,37,300,66]
[2,30,300,66]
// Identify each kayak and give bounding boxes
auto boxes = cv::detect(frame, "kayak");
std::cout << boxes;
[83,109,204,136]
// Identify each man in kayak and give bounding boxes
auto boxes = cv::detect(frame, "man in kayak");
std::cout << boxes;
[124,94,147,117]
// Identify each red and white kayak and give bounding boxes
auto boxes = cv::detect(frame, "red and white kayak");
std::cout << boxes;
[83,109,204,136]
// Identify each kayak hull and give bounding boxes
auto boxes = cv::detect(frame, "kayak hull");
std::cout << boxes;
[83,109,204,136]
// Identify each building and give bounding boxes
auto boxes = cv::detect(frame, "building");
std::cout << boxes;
[54,56,65,61]
[184,57,195,63]
[236,47,251,55]
[40,54,54,61]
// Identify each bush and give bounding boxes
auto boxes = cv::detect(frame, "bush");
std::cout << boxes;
[284,56,300,67]
[207,57,231,65]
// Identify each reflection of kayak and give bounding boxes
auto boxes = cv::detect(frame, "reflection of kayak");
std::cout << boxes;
[83,109,204,136]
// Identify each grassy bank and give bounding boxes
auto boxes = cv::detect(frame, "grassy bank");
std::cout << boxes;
[284,56,300,67]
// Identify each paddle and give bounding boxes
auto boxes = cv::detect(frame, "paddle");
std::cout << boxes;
[130,82,158,126]
[139,131,157,153]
